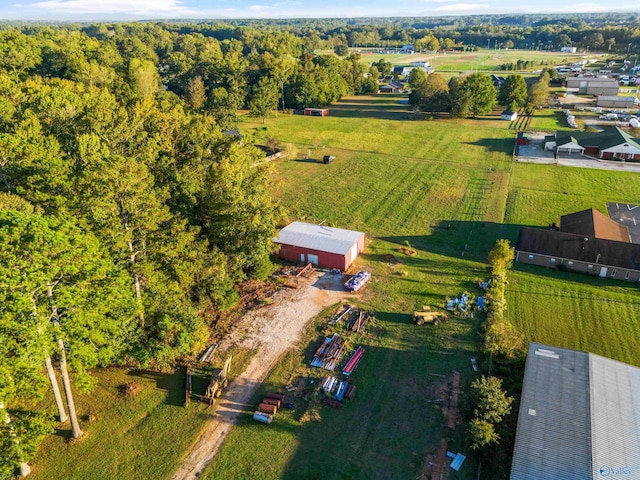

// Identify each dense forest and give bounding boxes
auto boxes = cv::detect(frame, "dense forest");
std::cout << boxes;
[0,13,637,475]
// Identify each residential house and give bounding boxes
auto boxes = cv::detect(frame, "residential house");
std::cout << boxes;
[545,127,640,160]
[515,208,640,281]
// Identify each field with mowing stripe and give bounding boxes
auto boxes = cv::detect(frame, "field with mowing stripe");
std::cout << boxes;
[29,93,640,480]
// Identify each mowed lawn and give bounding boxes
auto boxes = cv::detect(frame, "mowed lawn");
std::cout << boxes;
[504,163,640,366]
[508,266,640,365]
[28,369,212,480]
[203,242,487,480]
[29,92,640,479]
[249,95,514,167]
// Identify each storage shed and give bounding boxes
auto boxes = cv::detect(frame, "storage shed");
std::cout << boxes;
[501,110,517,121]
[274,222,365,271]
[304,108,329,116]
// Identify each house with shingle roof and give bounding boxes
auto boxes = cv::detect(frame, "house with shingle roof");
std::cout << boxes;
[545,127,640,160]
[515,208,640,281]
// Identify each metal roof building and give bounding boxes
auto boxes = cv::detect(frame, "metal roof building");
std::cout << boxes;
[273,222,365,271]
[511,343,640,479]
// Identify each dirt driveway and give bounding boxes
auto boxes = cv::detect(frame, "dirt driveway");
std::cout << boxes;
[171,271,351,480]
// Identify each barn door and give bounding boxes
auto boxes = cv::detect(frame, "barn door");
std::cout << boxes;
[307,254,319,265]
[300,254,305,263]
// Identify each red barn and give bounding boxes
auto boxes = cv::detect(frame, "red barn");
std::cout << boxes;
[304,108,329,116]
[274,222,365,271]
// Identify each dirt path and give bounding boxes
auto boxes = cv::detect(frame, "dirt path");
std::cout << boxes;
[171,272,350,480]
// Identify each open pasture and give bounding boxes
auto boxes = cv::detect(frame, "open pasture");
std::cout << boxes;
[29,91,640,480]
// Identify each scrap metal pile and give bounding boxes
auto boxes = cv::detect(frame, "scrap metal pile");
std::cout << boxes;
[320,376,356,407]
[253,392,286,425]
[330,304,371,333]
[344,271,371,292]
[311,333,345,371]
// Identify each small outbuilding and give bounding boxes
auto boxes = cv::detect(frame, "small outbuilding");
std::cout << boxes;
[304,108,329,117]
[274,222,365,271]
[501,110,518,121]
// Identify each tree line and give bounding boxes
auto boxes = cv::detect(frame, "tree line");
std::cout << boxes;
[408,68,553,116]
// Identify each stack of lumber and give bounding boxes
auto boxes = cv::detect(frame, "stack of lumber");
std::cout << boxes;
[350,311,370,333]
[311,333,345,371]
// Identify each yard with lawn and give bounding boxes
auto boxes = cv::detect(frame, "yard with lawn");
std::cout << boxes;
[29,92,640,480]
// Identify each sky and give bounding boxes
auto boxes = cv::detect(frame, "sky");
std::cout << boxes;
[1,0,639,21]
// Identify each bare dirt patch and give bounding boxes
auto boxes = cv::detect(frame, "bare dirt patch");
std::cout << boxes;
[419,371,462,480]
[171,271,351,480]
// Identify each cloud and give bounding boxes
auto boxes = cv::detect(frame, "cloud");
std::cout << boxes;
[15,0,194,16]
[433,2,489,11]
[248,4,276,11]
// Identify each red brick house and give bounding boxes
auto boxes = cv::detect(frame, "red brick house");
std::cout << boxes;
[273,222,365,271]
[547,127,640,160]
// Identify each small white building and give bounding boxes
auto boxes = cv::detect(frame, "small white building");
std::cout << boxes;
[560,46,577,53]
[501,110,518,121]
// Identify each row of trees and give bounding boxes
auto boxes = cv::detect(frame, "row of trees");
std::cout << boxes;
[484,240,525,359]
[0,23,300,474]
[409,69,551,115]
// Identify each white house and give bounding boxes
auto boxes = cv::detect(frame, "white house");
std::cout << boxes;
[560,46,577,53]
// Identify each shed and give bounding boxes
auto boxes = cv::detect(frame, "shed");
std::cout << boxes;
[501,110,517,121]
[304,108,329,117]
[274,222,365,271]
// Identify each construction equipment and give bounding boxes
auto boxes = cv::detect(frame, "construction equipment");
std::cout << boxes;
[204,356,232,403]
[413,306,448,325]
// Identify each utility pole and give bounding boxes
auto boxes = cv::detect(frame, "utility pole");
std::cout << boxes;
[487,38,490,50]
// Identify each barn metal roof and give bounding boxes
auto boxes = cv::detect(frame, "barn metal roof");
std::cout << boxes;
[511,343,640,480]
[274,222,364,255]
[511,343,592,480]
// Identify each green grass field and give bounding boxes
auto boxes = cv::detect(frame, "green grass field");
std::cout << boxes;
[30,91,640,480]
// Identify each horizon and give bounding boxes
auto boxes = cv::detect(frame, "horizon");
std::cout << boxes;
[1,0,640,22]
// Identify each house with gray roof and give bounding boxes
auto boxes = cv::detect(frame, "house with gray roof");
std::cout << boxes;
[546,127,640,160]
[511,342,640,479]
